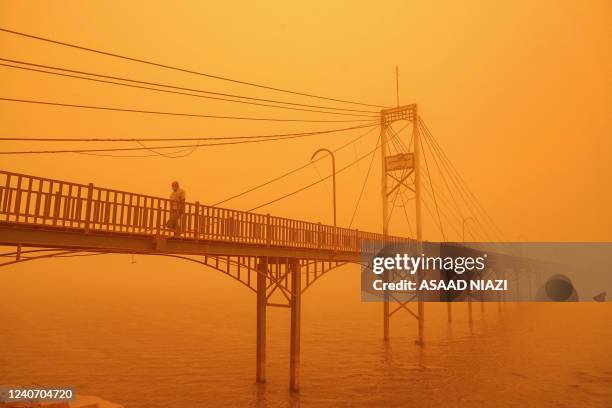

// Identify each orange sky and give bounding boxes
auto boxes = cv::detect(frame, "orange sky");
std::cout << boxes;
[1,0,610,241]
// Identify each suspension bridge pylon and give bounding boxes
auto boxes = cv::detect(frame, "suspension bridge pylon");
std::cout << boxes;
[379,104,425,345]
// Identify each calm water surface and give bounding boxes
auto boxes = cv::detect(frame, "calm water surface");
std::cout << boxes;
[1,255,611,407]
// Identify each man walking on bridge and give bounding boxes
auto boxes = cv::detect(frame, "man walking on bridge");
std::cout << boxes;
[167,181,186,236]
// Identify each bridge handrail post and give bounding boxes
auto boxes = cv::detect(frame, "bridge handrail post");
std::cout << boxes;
[13,177,22,223]
[228,215,234,241]
[156,204,162,236]
[52,189,61,226]
[194,201,200,240]
[266,213,271,247]
[317,222,322,249]
[84,183,94,233]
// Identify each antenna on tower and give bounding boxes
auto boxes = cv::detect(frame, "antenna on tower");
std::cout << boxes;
[395,65,400,107]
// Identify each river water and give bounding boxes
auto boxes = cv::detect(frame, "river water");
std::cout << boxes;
[1,255,611,407]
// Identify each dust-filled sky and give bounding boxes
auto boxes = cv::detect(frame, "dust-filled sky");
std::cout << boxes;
[1,0,610,241]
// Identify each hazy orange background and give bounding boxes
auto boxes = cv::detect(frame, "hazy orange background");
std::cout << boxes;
[1,0,610,242]
[1,3,611,407]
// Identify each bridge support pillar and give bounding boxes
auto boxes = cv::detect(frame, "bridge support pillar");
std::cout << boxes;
[383,270,390,340]
[256,258,267,383]
[289,259,301,392]
[467,290,473,323]
[416,269,425,345]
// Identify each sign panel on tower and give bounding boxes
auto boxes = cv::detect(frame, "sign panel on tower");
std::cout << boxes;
[385,153,414,171]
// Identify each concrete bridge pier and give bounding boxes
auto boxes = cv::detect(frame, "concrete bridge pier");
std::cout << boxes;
[289,259,301,392]
[255,257,302,391]
[256,258,267,383]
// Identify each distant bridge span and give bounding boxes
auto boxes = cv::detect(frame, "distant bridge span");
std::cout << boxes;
[0,169,412,391]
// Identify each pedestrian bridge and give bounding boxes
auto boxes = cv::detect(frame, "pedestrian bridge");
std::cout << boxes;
[0,169,410,287]
[0,171,408,262]
[0,169,412,391]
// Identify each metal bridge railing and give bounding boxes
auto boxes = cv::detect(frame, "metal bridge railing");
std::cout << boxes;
[0,170,410,252]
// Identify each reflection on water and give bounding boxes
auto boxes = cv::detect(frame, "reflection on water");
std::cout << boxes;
[1,256,611,407]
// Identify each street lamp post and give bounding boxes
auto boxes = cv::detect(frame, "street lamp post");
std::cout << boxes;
[311,148,336,227]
